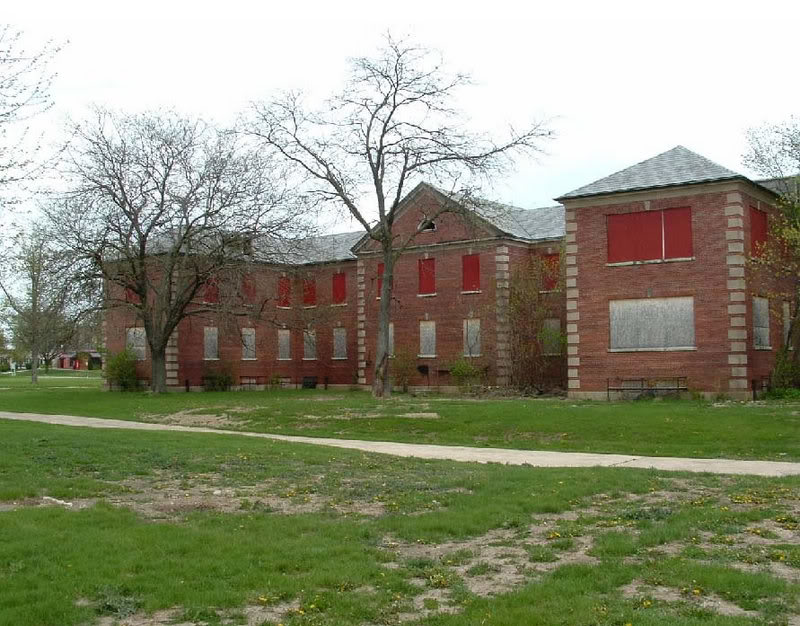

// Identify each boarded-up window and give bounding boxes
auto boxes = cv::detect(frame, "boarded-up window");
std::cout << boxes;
[377,263,384,298]
[750,207,767,257]
[753,297,770,349]
[388,322,394,357]
[607,208,693,263]
[419,258,436,295]
[463,319,481,357]
[242,275,256,304]
[303,329,316,360]
[241,328,256,360]
[663,207,693,259]
[462,254,480,291]
[419,321,436,357]
[540,318,562,355]
[125,287,140,304]
[203,280,219,303]
[204,327,219,359]
[277,276,291,307]
[333,327,347,359]
[278,329,291,360]
[126,327,146,360]
[542,254,560,291]
[303,278,316,306]
[784,301,792,347]
[609,297,695,350]
[332,272,346,304]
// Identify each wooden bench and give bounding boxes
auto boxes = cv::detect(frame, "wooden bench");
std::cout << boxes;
[607,377,688,400]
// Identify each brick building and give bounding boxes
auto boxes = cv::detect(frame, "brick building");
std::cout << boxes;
[104,146,791,398]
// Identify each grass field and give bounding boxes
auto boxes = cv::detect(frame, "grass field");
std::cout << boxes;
[1,375,799,461]
[1,419,798,625]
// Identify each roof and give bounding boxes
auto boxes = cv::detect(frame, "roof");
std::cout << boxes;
[484,202,565,240]
[756,176,800,196]
[283,230,362,265]
[557,146,745,200]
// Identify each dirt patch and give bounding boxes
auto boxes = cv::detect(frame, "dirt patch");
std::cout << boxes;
[400,412,440,419]
[620,580,760,618]
[94,601,301,626]
[146,410,247,428]
[0,496,97,513]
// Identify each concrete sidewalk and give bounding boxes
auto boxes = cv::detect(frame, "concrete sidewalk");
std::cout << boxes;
[2,410,799,477]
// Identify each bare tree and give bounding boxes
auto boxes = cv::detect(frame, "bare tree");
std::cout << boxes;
[47,108,309,392]
[0,25,61,205]
[744,119,800,384]
[248,35,552,397]
[0,226,87,383]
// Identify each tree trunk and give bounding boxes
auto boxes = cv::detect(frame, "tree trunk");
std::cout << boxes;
[150,348,168,393]
[31,346,39,385]
[372,250,394,398]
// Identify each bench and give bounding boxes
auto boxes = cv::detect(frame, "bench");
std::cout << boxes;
[607,377,688,400]
[239,375,268,389]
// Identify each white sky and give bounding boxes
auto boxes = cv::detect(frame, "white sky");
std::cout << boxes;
[6,0,800,232]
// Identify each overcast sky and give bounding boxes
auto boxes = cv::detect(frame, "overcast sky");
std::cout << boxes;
[7,0,800,231]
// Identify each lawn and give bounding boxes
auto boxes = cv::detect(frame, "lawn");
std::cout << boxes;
[1,376,799,461]
[1,419,798,625]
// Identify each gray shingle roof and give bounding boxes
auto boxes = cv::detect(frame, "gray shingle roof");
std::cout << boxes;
[484,203,565,240]
[557,146,744,200]
[284,230,362,265]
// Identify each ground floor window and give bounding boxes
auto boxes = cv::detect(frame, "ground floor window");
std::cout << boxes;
[753,297,770,349]
[241,328,256,360]
[419,321,436,357]
[609,297,695,351]
[278,329,291,360]
[333,327,347,359]
[540,318,562,355]
[126,327,146,360]
[303,329,316,360]
[463,318,481,357]
[203,327,219,360]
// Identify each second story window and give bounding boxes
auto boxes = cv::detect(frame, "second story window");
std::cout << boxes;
[462,254,480,292]
[376,262,384,298]
[750,207,767,257]
[607,207,692,263]
[277,276,291,308]
[418,258,436,295]
[332,272,346,304]
[541,254,560,291]
[203,280,219,303]
[303,278,316,307]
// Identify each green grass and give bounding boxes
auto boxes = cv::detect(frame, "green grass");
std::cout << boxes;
[1,377,800,460]
[1,420,799,625]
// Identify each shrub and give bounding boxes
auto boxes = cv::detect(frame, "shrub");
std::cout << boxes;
[771,350,800,391]
[450,358,480,388]
[105,350,139,391]
[203,364,233,391]
[390,350,417,392]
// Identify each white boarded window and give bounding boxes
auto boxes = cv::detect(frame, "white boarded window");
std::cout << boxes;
[333,327,347,359]
[540,318,562,355]
[463,319,481,357]
[419,321,436,357]
[609,297,695,351]
[753,297,770,349]
[388,322,395,357]
[278,329,291,360]
[204,327,219,359]
[241,328,256,360]
[303,329,316,360]
[126,327,146,360]
[784,301,793,347]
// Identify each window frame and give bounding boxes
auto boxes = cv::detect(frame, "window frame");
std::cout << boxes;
[241,327,256,360]
[419,320,436,358]
[126,327,146,361]
[607,207,694,265]
[203,326,219,360]
[463,318,481,357]
[418,258,436,296]
[277,276,291,308]
[753,296,771,350]
[608,296,696,352]
[277,328,291,360]
[332,272,347,305]
[303,328,317,361]
[332,327,347,360]
[461,254,481,293]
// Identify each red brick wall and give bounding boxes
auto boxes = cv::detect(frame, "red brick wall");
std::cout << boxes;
[571,189,733,394]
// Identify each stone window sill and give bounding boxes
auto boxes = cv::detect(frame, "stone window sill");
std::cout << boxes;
[418,354,437,358]
[461,290,482,295]
[608,347,697,353]
[277,357,292,361]
[203,357,220,361]
[606,257,695,267]
[241,358,257,361]
[332,357,348,361]
[331,302,348,307]
[754,346,772,351]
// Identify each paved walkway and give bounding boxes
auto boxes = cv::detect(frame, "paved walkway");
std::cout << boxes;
[2,411,799,477]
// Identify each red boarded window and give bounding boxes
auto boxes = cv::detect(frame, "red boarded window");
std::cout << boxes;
[608,209,693,263]
[125,287,140,304]
[303,278,316,306]
[663,207,693,259]
[203,280,219,303]
[419,258,436,295]
[332,272,346,304]
[542,253,560,290]
[242,274,256,304]
[277,276,290,307]
[377,263,384,298]
[462,254,480,292]
[750,207,767,257]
